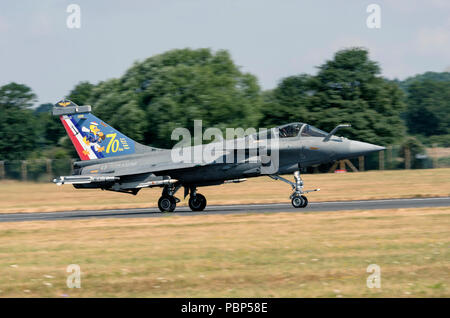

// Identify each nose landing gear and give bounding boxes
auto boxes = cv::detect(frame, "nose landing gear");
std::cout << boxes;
[269,170,319,208]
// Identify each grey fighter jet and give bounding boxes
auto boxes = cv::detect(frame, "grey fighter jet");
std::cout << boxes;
[52,100,385,212]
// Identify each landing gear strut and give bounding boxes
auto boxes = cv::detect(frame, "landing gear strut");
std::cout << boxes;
[158,183,181,212]
[187,187,207,212]
[269,170,319,208]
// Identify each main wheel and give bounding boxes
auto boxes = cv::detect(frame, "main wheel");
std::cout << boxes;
[188,193,207,211]
[300,195,308,208]
[291,195,304,208]
[158,195,176,212]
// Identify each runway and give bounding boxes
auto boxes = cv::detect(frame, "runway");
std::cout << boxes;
[1,197,449,223]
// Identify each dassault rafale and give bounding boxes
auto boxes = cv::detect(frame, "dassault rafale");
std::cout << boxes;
[52,100,385,212]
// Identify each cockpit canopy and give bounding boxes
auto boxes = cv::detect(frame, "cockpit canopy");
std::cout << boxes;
[278,123,328,138]
[278,123,303,138]
[300,124,328,138]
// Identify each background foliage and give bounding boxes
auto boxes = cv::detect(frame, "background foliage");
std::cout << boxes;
[0,47,448,162]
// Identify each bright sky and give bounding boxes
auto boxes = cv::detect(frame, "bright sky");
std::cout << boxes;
[0,0,449,105]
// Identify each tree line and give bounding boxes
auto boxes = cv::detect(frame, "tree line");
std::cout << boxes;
[0,47,449,161]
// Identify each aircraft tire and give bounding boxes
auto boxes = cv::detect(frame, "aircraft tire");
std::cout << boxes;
[158,195,176,212]
[300,195,308,208]
[189,193,207,211]
[291,195,304,208]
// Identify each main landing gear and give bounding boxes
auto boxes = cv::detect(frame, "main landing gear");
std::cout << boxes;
[188,188,207,212]
[157,183,181,212]
[158,195,177,212]
[269,170,320,208]
[157,184,207,212]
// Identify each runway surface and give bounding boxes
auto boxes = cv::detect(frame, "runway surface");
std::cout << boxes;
[1,197,449,223]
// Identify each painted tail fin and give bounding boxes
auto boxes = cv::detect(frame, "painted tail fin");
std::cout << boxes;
[53,99,145,161]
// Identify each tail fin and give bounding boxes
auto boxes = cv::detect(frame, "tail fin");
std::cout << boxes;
[53,99,142,160]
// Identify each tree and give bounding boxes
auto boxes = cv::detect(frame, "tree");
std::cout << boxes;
[81,48,263,147]
[260,48,407,145]
[31,103,73,158]
[259,75,314,128]
[404,79,450,136]
[67,81,94,105]
[0,82,36,109]
[396,71,450,92]
[34,103,67,146]
[0,83,38,160]
[109,99,148,142]
[34,103,53,114]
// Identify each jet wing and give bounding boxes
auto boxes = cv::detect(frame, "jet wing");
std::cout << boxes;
[53,161,213,186]
[110,161,212,177]
[55,146,242,187]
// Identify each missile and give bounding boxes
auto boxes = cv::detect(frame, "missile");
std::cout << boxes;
[224,178,247,184]
[136,179,178,188]
[53,175,119,186]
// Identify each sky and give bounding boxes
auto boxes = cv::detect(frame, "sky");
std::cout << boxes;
[0,0,449,106]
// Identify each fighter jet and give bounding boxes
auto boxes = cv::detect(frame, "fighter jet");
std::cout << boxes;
[52,100,385,212]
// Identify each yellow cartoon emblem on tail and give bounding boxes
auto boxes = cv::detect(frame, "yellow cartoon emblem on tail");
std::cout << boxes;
[81,122,106,153]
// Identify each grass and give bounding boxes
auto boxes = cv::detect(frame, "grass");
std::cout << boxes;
[0,168,449,213]
[0,207,448,297]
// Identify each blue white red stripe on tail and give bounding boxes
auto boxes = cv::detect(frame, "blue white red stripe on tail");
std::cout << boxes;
[60,115,100,160]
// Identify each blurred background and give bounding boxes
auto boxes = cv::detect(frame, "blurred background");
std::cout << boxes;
[0,0,449,179]
[0,0,449,299]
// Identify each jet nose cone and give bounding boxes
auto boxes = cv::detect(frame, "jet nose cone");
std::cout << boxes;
[349,140,385,156]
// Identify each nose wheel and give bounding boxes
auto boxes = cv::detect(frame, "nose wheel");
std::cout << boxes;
[269,170,319,209]
[291,194,308,208]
